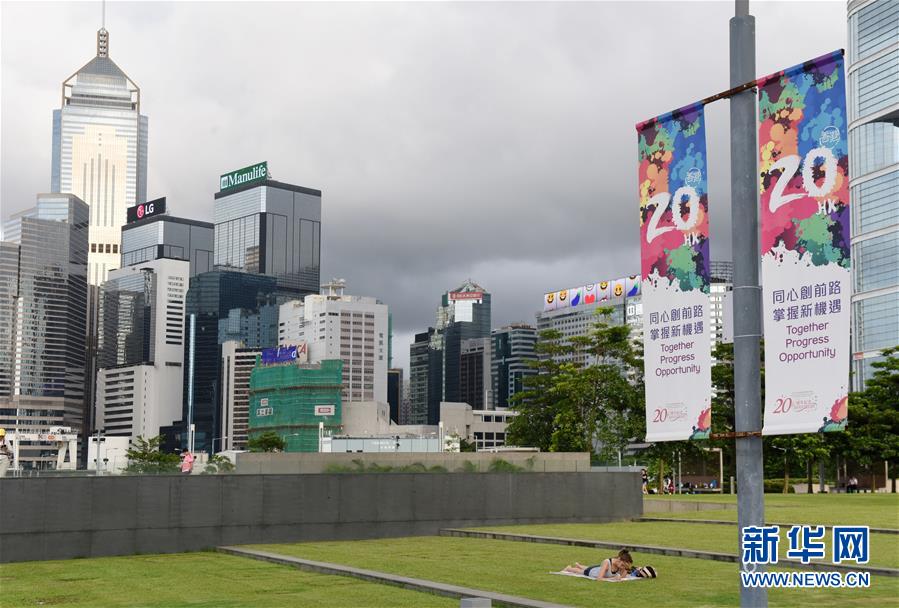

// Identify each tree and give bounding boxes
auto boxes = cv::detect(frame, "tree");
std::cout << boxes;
[506,309,644,459]
[124,435,180,474]
[842,348,899,492]
[247,431,286,453]
[506,329,568,451]
[202,453,236,474]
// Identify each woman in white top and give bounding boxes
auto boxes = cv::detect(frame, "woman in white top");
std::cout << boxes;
[563,549,633,580]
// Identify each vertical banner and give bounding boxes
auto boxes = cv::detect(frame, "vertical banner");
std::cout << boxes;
[638,104,712,442]
[758,51,850,435]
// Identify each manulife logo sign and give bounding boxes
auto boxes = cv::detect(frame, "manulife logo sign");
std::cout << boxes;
[220,161,267,192]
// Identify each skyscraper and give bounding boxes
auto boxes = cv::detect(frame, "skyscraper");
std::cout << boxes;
[278,280,389,404]
[491,324,537,410]
[387,368,403,424]
[847,0,899,389]
[220,341,261,452]
[51,27,148,286]
[214,162,322,299]
[408,328,435,425]
[94,257,189,441]
[121,210,214,277]
[410,280,491,424]
[177,270,279,453]
[0,194,88,469]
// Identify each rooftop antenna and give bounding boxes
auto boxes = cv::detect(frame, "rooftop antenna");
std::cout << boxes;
[97,0,109,57]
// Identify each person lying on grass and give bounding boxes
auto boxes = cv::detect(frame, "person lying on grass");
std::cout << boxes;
[563,549,633,580]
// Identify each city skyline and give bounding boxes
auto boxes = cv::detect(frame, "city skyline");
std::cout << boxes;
[0,1,847,372]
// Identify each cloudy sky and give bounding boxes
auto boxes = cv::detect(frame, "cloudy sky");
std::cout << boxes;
[1,1,846,372]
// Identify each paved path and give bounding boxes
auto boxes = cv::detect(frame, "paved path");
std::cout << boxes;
[441,529,899,577]
[639,516,899,535]
[217,545,574,608]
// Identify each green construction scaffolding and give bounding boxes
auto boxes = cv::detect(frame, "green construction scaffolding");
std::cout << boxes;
[248,358,343,452]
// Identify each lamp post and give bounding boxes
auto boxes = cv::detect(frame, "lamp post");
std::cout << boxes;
[92,429,106,476]
[212,436,229,454]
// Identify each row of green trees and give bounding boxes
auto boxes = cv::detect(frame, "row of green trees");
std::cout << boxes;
[123,432,286,474]
[506,308,899,491]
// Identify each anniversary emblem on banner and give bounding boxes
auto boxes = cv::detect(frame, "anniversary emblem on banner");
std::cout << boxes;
[637,103,712,442]
[758,51,850,435]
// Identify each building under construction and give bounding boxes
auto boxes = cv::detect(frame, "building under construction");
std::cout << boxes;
[248,358,343,452]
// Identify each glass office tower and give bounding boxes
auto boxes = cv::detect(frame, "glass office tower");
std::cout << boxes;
[51,28,148,287]
[213,178,322,298]
[121,214,214,277]
[176,270,279,453]
[491,324,538,410]
[0,195,88,469]
[847,0,899,389]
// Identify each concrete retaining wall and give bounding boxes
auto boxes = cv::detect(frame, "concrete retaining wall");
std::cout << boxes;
[0,471,639,563]
[235,452,591,474]
[642,498,736,513]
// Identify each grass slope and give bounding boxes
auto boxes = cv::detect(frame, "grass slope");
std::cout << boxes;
[0,552,455,608]
[473,521,899,569]
[251,536,899,608]
[645,494,899,529]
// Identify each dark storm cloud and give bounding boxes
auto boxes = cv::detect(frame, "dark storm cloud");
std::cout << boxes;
[1,1,846,371]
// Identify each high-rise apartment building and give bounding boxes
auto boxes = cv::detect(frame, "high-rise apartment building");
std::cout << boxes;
[0,194,88,469]
[220,341,261,452]
[491,324,538,410]
[278,280,389,403]
[847,0,899,389]
[51,28,148,286]
[214,162,321,299]
[94,257,189,441]
[121,211,214,277]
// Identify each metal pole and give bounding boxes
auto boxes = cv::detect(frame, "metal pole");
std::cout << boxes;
[731,1,766,606]
[719,448,725,491]
[187,313,196,454]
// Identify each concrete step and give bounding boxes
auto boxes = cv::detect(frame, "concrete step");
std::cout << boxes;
[217,545,574,608]
[440,529,899,578]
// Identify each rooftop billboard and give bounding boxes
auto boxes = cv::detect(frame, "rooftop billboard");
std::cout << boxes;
[542,275,641,312]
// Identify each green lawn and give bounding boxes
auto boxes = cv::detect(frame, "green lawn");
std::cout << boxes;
[646,493,899,529]
[251,536,899,608]
[473,521,899,569]
[0,552,455,608]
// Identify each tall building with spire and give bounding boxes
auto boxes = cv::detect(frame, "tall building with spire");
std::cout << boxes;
[50,23,148,452]
[51,26,148,286]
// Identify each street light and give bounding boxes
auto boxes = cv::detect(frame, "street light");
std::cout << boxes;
[91,429,106,476]
[212,436,229,454]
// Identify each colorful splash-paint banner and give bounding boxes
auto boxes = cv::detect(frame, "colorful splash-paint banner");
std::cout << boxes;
[758,51,850,435]
[638,104,712,442]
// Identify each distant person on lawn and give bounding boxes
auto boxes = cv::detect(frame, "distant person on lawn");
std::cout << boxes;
[563,549,633,580]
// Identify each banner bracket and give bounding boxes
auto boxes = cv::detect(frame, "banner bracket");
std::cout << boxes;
[709,431,762,440]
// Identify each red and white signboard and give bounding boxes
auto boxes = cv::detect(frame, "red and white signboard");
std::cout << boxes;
[314,405,336,416]
[449,291,483,301]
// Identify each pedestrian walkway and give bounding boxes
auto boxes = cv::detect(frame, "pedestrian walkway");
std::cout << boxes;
[217,545,574,608]
[638,516,899,535]
[441,529,899,578]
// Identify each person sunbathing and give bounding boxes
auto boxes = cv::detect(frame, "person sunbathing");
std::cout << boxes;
[563,549,633,580]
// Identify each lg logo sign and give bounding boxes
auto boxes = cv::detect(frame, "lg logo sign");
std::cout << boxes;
[127,197,166,223]
[136,202,154,218]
